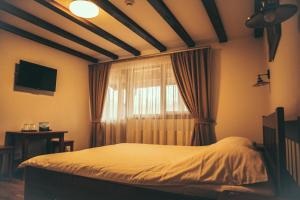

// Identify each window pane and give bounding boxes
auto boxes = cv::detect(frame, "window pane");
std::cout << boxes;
[133,86,161,115]
[103,87,118,121]
[166,85,177,112]
[166,84,188,113]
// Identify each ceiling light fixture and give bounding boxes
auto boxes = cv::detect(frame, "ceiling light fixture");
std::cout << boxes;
[69,0,100,19]
[246,2,298,28]
[253,69,271,87]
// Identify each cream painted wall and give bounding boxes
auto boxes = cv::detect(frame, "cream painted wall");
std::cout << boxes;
[0,30,269,147]
[265,0,300,119]
[213,37,269,143]
[0,30,91,150]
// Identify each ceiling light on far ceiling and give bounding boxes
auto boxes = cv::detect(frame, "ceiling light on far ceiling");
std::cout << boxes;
[69,0,100,19]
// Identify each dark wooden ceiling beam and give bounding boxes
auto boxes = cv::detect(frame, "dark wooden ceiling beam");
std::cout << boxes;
[92,0,167,52]
[254,0,264,38]
[0,1,118,59]
[0,21,98,63]
[201,0,228,43]
[34,0,140,56]
[147,0,195,47]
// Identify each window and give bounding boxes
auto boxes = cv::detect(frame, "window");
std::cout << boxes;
[101,56,194,146]
[102,56,189,122]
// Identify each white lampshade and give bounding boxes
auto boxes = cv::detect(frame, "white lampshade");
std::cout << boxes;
[69,0,100,19]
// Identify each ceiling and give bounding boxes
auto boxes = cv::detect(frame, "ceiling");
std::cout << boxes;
[0,0,256,62]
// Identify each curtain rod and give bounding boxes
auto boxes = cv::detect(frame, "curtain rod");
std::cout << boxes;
[95,45,211,65]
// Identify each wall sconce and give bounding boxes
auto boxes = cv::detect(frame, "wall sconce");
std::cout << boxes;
[253,69,271,87]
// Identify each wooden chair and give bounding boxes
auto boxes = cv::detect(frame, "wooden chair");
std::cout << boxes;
[0,145,14,179]
[51,139,74,152]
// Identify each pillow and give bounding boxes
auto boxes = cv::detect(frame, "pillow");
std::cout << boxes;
[165,141,268,185]
[216,137,254,148]
[200,144,268,185]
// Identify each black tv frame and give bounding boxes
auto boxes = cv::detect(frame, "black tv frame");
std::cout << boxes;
[14,60,57,93]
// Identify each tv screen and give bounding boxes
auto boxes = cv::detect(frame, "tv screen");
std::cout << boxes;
[15,60,57,92]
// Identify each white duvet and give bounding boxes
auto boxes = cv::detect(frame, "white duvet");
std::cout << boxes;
[19,141,268,186]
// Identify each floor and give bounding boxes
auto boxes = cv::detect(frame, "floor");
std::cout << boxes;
[0,179,24,200]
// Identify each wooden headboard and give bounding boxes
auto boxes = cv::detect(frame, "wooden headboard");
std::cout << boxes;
[263,107,300,197]
[263,107,286,195]
[284,117,300,195]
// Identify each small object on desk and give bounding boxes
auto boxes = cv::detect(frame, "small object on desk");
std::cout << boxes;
[22,124,30,131]
[39,122,50,131]
[21,123,38,132]
[0,145,14,179]
[29,123,37,131]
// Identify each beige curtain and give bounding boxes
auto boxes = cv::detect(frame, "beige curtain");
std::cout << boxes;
[89,63,111,147]
[101,56,194,145]
[170,48,214,146]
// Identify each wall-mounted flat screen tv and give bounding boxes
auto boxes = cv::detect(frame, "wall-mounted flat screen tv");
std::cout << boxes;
[15,60,57,92]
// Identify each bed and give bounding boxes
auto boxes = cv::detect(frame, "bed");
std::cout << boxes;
[20,107,300,200]
[262,108,300,199]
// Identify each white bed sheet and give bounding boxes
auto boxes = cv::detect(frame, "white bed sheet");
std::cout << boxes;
[20,143,268,187]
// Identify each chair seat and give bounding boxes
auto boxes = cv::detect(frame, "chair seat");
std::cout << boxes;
[51,139,74,152]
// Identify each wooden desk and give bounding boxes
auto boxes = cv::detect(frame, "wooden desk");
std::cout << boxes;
[5,131,67,165]
[0,145,14,179]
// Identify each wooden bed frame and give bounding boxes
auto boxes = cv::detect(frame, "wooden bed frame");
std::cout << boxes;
[24,166,202,200]
[262,107,300,198]
[23,107,300,200]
